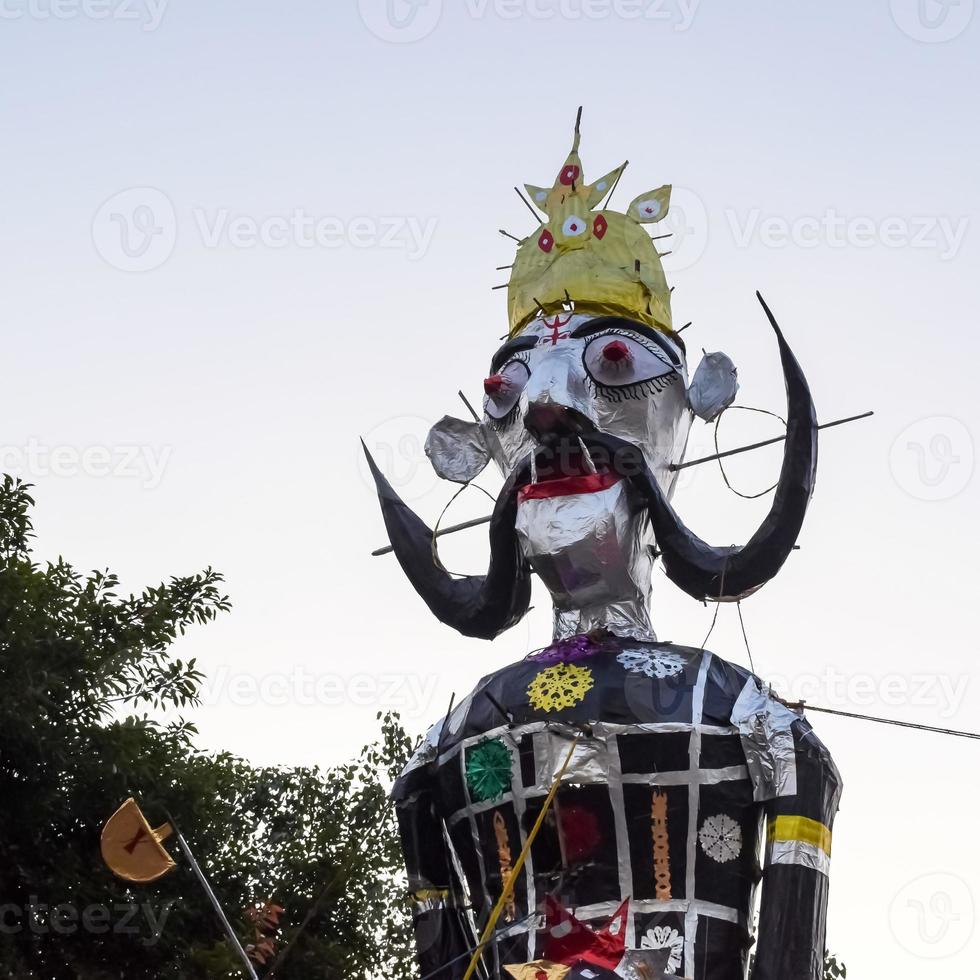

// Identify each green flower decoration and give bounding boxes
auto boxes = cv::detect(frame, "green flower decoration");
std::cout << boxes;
[465,737,513,802]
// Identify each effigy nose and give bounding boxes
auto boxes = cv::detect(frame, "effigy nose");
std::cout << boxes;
[523,348,597,439]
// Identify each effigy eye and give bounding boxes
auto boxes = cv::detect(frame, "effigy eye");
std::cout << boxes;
[601,340,632,364]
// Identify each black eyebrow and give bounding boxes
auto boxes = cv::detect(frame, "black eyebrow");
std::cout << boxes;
[490,335,539,373]
[570,316,685,365]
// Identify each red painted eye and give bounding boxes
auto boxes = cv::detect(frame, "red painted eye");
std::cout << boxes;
[593,214,608,239]
[558,164,580,187]
[538,229,554,253]
[602,340,631,363]
[484,374,507,397]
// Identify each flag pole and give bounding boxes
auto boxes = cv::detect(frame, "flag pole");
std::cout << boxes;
[166,813,260,980]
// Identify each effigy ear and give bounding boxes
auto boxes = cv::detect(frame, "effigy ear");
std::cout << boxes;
[627,184,672,223]
[687,351,739,422]
[424,416,491,483]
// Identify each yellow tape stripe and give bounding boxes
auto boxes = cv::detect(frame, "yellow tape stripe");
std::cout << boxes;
[768,816,832,856]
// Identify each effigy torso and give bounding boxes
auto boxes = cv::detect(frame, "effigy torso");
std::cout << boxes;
[393,634,840,980]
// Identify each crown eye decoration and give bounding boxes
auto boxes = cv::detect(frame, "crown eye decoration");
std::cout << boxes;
[505,107,677,341]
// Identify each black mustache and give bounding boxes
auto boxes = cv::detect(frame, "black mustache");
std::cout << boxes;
[362,441,532,640]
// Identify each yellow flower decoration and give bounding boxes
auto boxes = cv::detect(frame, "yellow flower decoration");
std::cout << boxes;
[527,663,595,713]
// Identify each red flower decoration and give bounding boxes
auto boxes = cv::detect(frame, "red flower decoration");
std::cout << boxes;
[593,214,608,239]
[538,229,555,253]
[558,164,580,187]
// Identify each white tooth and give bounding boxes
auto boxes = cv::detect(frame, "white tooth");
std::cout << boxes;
[578,436,597,475]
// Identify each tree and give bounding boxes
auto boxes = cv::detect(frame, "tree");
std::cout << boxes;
[824,952,847,979]
[0,476,413,979]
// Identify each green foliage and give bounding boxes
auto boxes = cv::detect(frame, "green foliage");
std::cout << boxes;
[824,951,847,979]
[0,476,413,979]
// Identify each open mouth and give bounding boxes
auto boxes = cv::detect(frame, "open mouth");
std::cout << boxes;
[518,436,623,503]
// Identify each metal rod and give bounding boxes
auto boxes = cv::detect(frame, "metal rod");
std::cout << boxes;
[168,818,259,980]
[371,515,492,557]
[670,411,874,471]
[602,159,628,209]
[458,390,482,423]
[782,701,980,740]
[514,186,542,222]
[371,411,873,556]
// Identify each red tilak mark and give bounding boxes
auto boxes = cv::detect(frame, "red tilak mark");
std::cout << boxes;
[484,374,506,397]
[123,826,149,855]
[541,314,572,346]
[602,339,631,363]
[593,213,607,239]
[538,229,554,253]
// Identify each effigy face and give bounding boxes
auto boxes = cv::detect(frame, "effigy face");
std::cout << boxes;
[482,311,693,487]
[365,111,840,980]
[477,311,695,638]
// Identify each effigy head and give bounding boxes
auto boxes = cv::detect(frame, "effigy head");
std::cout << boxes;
[364,111,819,642]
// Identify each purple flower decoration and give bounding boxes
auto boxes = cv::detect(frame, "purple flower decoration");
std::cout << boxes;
[529,633,610,664]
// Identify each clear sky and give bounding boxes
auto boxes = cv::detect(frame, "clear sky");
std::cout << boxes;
[2,0,978,975]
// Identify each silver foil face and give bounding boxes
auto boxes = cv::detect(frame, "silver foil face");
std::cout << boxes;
[485,312,694,640]
[515,480,652,612]
[514,482,660,641]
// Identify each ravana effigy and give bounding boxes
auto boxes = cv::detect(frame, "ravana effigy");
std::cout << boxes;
[364,110,841,980]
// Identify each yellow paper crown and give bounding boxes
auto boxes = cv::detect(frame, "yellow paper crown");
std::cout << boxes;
[507,108,674,338]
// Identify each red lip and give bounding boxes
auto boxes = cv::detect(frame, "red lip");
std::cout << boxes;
[518,471,621,503]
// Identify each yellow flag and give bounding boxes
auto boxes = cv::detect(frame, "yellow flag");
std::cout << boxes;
[100,798,177,883]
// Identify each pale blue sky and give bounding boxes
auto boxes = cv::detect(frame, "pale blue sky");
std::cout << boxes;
[2,1,979,974]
